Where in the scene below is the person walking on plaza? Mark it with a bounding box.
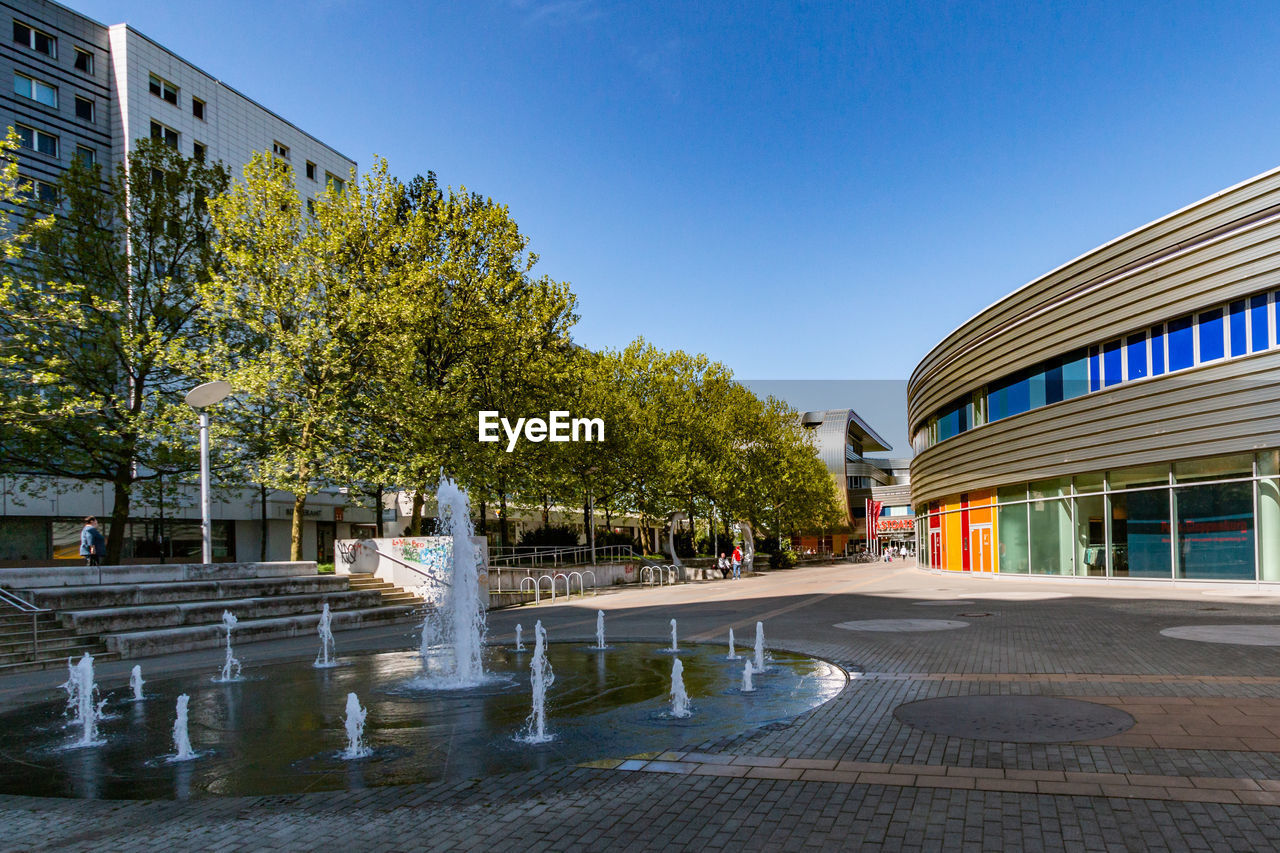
[80,516,105,567]
[718,552,730,579]
[731,545,742,579]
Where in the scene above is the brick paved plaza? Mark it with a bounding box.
[7,560,1280,851]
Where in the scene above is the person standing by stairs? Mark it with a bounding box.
[80,517,106,567]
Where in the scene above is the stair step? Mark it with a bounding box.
[25,575,351,611]
[103,605,422,658]
[59,590,384,635]
[0,648,118,674]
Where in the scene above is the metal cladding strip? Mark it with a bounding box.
[908,169,1280,432]
[910,214,1280,432]
[910,355,1280,504]
[909,166,1280,415]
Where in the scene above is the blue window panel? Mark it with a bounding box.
[1061,349,1088,399]
[1125,333,1148,380]
[1198,307,1224,362]
[1089,346,1101,391]
[1044,363,1063,404]
[1251,294,1269,352]
[1028,369,1046,409]
[988,383,1007,422]
[937,407,959,441]
[1006,375,1030,416]
[1150,324,1165,376]
[1103,339,1122,387]
[1229,300,1247,357]
[1168,315,1194,371]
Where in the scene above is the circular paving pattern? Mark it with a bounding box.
[833,619,969,632]
[893,696,1135,743]
[1159,624,1280,646]
[913,600,975,606]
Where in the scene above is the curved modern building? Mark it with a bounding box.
[909,165,1280,583]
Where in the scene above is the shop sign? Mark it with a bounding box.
[876,517,915,533]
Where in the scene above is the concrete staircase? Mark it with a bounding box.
[0,562,423,669]
[346,574,421,605]
[0,601,115,673]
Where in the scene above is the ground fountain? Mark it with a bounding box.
[170,695,196,762]
[669,657,691,718]
[130,665,145,702]
[514,623,525,652]
[416,476,488,688]
[727,628,739,660]
[214,611,242,683]
[341,693,372,759]
[754,621,767,673]
[669,618,679,653]
[62,653,104,748]
[593,610,606,650]
[518,621,555,743]
[315,602,336,668]
[741,660,755,693]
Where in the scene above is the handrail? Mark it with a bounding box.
[375,550,452,588]
[0,586,50,652]
[487,543,643,567]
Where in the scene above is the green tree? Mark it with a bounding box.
[198,154,408,559]
[0,138,228,564]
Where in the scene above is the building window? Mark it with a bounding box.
[305,160,316,180]
[75,96,95,122]
[74,145,95,167]
[149,73,179,105]
[1229,299,1248,357]
[1251,294,1270,353]
[193,141,206,162]
[150,120,179,149]
[13,21,55,58]
[192,97,205,120]
[15,123,58,157]
[74,48,93,74]
[19,177,58,204]
[1167,315,1194,371]
[325,172,345,193]
[1125,332,1147,381]
[306,198,316,218]
[1198,307,1224,363]
[14,72,57,108]
[272,141,290,160]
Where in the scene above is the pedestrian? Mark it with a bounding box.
[718,552,730,579]
[80,516,105,567]
[731,545,742,579]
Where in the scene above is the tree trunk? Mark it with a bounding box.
[604,501,612,528]
[374,484,384,538]
[409,491,424,536]
[479,501,487,538]
[498,489,510,549]
[105,463,132,565]
[583,491,591,546]
[157,473,166,565]
[290,493,306,561]
[542,494,550,526]
[259,481,268,561]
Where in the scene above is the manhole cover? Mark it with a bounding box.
[834,619,969,633]
[914,600,975,606]
[1200,607,1226,612]
[958,612,993,618]
[1160,624,1280,646]
[894,696,1134,743]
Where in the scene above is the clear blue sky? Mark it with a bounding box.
[76,2,1280,391]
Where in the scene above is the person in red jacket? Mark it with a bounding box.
[731,546,743,579]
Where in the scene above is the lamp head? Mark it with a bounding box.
[185,380,232,408]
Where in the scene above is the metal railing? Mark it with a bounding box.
[488,543,642,567]
[0,586,51,651]
[512,569,599,605]
[641,565,679,586]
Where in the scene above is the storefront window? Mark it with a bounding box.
[1174,454,1252,483]
[1110,490,1171,578]
[1108,464,1169,490]
[997,500,1029,574]
[1074,493,1106,576]
[1175,482,1255,580]
[1029,497,1072,574]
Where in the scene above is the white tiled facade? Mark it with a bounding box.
[0,0,360,565]
[1,0,354,203]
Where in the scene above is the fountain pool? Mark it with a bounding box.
[0,642,844,800]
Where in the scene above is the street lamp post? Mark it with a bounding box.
[184,380,232,565]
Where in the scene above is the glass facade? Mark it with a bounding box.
[912,287,1280,455]
[916,451,1280,583]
